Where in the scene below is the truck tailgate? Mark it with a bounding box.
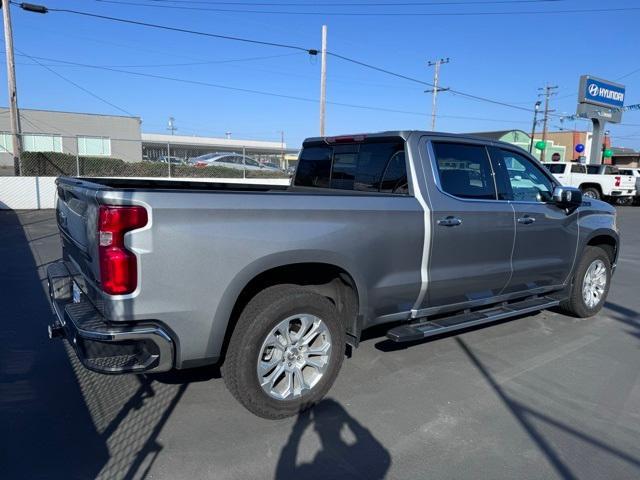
[616,175,636,190]
[56,179,101,284]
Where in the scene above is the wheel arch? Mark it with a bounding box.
[208,252,365,362]
[579,183,603,195]
[585,231,619,266]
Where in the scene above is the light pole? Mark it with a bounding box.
[529,100,542,153]
[2,2,48,175]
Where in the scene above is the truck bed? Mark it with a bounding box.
[58,176,290,193]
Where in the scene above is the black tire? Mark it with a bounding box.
[615,196,634,206]
[223,285,345,419]
[581,187,601,200]
[559,246,611,318]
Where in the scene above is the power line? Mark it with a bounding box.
[29,51,303,68]
[86,0,640,16]
[135,0,568,5]
[18,51,535,124]
[16,3,559,116]
[328,52,535,113]
[15,48,135,116]
[30,4,318,54]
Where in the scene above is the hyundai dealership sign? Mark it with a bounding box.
[578,75,625,109]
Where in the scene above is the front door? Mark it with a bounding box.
[420,139,515,310]
[489,147,579,293]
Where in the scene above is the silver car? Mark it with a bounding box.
[189,152,281,172]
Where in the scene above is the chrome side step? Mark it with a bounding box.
[387,296,560,343]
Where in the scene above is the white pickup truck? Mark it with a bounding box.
[543,162,636,202]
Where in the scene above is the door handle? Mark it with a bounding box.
[437,216,462,227]
[517,216,536,225]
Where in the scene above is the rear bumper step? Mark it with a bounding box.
[47,261,174,374]
[387,296,560,343]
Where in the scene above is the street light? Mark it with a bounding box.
[529,100,542,154]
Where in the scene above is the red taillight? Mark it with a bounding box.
[614,176,621,187]
[98,205,148,295]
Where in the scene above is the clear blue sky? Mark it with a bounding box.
[4,0,640,149]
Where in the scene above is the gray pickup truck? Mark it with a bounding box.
[48,131,619,418]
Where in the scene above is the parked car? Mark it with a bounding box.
[616,168,640,205]
[260,161,285,171]
[157,155,185,165]
[48,131,618,419]
[189,152,281,172]
[543,162,635,202]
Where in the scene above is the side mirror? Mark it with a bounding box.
[552,186,582,209]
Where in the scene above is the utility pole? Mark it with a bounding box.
[280,130,285,169]
[425,58,450,131]
[538,84,558,162]
[529,100,542,153]
[319,24,327,137]
[166,117,176,177]
[2,1,23,175]
[167,116,177,135]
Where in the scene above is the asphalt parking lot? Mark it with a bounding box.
[1,207,639,480]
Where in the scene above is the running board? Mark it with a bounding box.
[387,296,560,343]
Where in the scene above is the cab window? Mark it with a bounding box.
[432,142,497,200]
[294,140,407,194]
[545,163,566,174]
[497,150,555,202]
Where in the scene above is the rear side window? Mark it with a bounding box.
[294,141,407,194]
[295,146,332,188]
[432,142,496,200]
[545,163,566,174]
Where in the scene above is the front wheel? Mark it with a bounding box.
[223,285,345,419]
[559,246,611,318]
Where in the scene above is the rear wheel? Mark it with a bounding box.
[223,285,345,419]
[615,196,634,206]
[559,246,611,318]
[581,187,601,200]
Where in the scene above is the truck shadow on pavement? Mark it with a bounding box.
[456,337,640,480]
[0,210,200,480]
[275,398,391,480]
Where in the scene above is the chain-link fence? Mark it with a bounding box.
[13,150,293,180]
[1,135,298,180]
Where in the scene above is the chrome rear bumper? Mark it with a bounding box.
[47,261,174,374]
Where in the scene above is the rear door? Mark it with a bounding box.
[420,139,515,309]
[544,162,568,184]
[490,147,578,292]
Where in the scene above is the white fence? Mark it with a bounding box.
[0,176,291,210]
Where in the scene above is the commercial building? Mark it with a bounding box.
[468,129,613,164]
[0,108,143,170]
[468,130,566,161]
[0,107,300,175]
[141,133,296,168]
[612,147,640,168]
